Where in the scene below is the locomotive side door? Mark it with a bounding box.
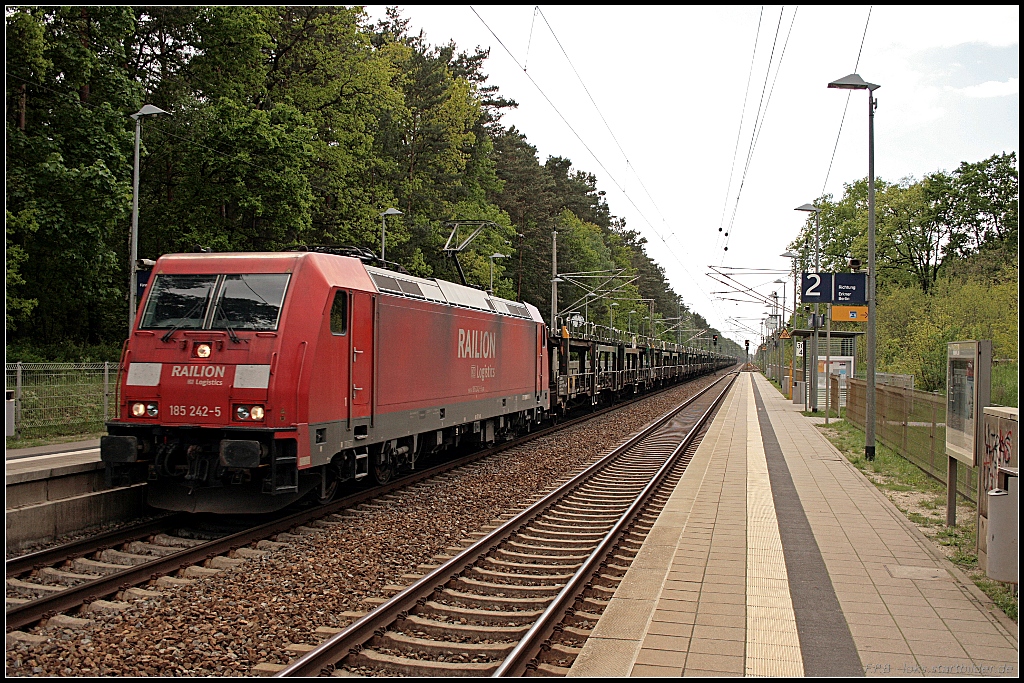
[350,291,374,420]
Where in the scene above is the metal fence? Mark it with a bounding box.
[5,362,118,438]
[846,378,976,503]
[877,373,915,390]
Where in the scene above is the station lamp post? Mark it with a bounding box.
[129,104,170,334]
[489,253,507,294]
[781,251,799,398]
[379,207,403,262]
[796,203,821,412]
[829,72,880,461]
[773,278,788,393]
[609,301,619,331]
[628,309,636,334]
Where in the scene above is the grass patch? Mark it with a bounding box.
[799,408,841,419]
[815,418,1017,623]
[991,360,1018,408]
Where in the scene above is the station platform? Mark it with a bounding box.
[5,439,146,555]
[6,438,102,475]
[569,372,1018,677]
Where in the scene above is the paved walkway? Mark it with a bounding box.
[569,372,1017,677]
[6,438,102,460]
[6,440,102,484]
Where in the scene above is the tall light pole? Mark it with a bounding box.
[550,230,558,330]
[771,292,780,382]
[628,309,636,335]
[796,203,821,411]
[128,104,170,334]
[773,279,787,391]
[489,253,507,294]
[610,301,619,331]
[379,207,403,262]
[781,251,799,398]
[829,72,880,460]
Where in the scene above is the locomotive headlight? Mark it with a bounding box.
[132,402,147,417]
[249,405,265,421]
[146,402,159,417]
[235,405,250,421]
[196,343,212,358]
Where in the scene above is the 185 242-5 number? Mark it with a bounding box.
[169,405,222,417]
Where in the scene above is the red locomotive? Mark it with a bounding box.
[103,251,732,513]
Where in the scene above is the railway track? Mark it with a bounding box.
[277,371,737,677]
[6,371,732,635]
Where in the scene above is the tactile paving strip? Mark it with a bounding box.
[744,375,803,676]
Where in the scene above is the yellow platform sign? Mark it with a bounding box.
[832,305,869,322]
[779,329,791,339]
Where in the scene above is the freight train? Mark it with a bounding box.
[102,251,734,513]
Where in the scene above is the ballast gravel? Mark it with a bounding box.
[6,374,726,677]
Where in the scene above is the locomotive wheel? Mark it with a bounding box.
[371,448,394,485]
[316,463,340,505]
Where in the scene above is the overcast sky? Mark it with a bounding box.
[364,5,1019,344]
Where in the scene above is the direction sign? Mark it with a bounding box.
[801,272,867,304]
[832,305,868,321]
[834,272,867,304]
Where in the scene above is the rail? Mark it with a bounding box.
[276,371,736,676]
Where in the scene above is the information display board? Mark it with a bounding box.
[801,272,867,304]
[946,341,991,466]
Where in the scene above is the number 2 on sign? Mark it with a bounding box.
[806,273,821,297]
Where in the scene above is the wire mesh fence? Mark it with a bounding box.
[5,362,119,439]
[846,378,977,503]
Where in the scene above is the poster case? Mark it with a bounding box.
[946,341,991,466]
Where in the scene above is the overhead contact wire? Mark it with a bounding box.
[722,5,799,256]
[471,5,720,321]
[715,6,764,255]
[820,6,873,195]
[719,6,789,262]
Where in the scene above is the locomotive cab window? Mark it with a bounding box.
[211,274,290,330]
[142,273,290,331]
[141,275,218,329]
[330,290,348,335]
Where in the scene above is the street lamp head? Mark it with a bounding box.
[132,104,170,120]
[827,73,880,91]
[491,253,508,259]
[780,251,797,259]
[380,207,403,217]
[794,203,819,213]
[611,302,619,307]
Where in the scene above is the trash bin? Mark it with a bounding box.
[986,468,1018,584]
[792,381,805,405]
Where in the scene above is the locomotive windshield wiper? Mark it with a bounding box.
[160,299,207,342]
[213,300,242,344]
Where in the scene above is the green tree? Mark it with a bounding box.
[944,152,1019,258]
[6,7,139,345]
